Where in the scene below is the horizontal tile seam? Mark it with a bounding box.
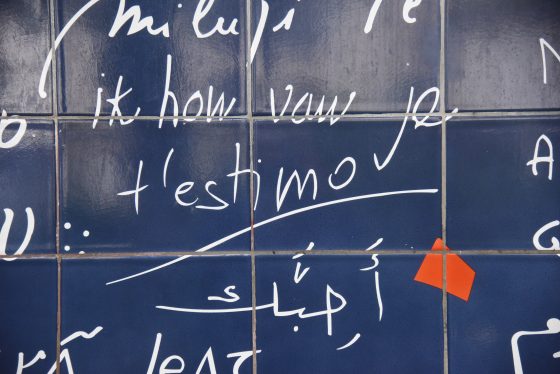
[5,111,560,122]
[4,249,560,259]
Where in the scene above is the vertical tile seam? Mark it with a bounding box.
[47,0,61,372]
[439,0,449,373]
[244,0,257,373]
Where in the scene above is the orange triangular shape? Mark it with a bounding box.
[447,254,476,301]
[414,238,476,301]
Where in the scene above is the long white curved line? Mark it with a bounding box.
[106,188,438,285]
[39,0,101,98]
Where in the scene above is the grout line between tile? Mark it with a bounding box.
[8,110,560,122]
[244,0,258,373]
[3,249,560,260]
[47,0,61,373]
[440,1,449,373]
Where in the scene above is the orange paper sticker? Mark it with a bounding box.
[414,238,476,302]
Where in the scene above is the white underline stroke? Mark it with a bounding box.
[61,326,103,346]
[336,333,361,350]
[157,303,275,314]
[106,188,438,285]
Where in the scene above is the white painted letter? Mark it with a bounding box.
[159,55,178,128]
[364,0,383,34]
[540,38,560,84]
[0,208,34,261]
[109,0,169,38]
[175,181,198,207]
[328,157,356,190]
[533,220,560,250]
[276,168,318,211]
[16,350,46,374]
[195,347,217,374]
[0,111,27,149]
[527,134,554,180]
[403,0,422,23]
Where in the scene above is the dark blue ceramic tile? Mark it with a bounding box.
[447,117,560,250]
[60,120,250,252]
[0,121,55,257]
[255,254,443,373]
[0,259,57,373]
[252,0,440,115]
[253,119,441,250]
[56,0,246,116]
[446,0,560,111]
[0,0,52,115]
[61,256,253,373]
[448,255,560,374]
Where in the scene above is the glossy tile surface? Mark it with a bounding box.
[61,256,252,373]
[446,0,560,111]
[448,255,560,374]
[253,119,441,250]
[0,0,52,114]
[56,0,246,116]
[1,1,559,373]
[0,259,57,373]
[0,121,56,256]
[252,0,440,115]
[447,117,560,250]
[255,255,443,373]
[60,120,250,252]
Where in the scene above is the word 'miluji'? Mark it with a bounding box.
[38,0,303,99]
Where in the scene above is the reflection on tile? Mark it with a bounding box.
[57,0,246,116]
[0,0,52,114]
[0,122,55,256]
[447,0,560,111]
[61,256,252,373]
[252,0,440,115]
[448,255,560,374]
[0,259,57,373]
[253,119,441,250]
[255,254,443,373]
[447,117,560,250]
[60,120,250,252]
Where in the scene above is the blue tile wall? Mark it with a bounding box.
[1,0,559,373]
[448,255,560,374]
[0,0,52,114]
[447,117,560,250]
[0,121,56,255]
[61,256,252,373]
[60,119,251,253]
[252,0,440,115]
[56,0,246,116]
[255,255,443,374]
[253,119,441,251]
[447,0,560,111]
[0,259,57,373]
